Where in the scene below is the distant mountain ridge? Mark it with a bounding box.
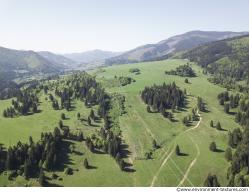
[38,51,76,68]
[105,31,249,65]
[64,49,121,64]
[0,46,67,75]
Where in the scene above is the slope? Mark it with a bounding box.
[105,31,248,65]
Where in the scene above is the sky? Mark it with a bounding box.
[0,0,248,53]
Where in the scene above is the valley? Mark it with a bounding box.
[0,59,240,186]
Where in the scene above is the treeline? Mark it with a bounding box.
[165,64,196,77]
[3,91,39,118]
[227,126,249,186]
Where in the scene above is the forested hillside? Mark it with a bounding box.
[182,35,249,89]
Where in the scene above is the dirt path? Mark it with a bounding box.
[150,146,175,187]
[177,136,200,187]
[150,110,202,187]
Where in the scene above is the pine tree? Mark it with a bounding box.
[147,105,151,113]
[24,159,31,179]
[90,109,95,120]
[152,139,158,149]
[59,120,63,129]
[209,142,217,152]
[39,169,46,186]
[224,103,230,114]
[87,116,92,126]
[225,147,232,161]
[84,158,89,169]
[210,120,214,128]
[61,113,66,120]
[175,145,180,156]
[204,174,220,187]
[216,122,222,130]
[77,112,81,120]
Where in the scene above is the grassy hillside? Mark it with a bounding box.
[0,59,240,186]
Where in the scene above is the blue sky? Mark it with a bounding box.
[0,0,248,53]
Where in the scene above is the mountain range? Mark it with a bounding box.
[64,49,121,64]
[0,47,67,74]
[0,30,248,78]
[105,31,248,65]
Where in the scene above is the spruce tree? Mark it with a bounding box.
[84,158,89,169]
[209,142,217,152]
[175,145,180,156]
[216,122,222,130]
[225,147,232,161]
[39,169,46,187]
[210,120,214,128]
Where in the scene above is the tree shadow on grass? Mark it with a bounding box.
[46,182,63,187]
[214,148,225,153]
[119,144,136,173]
[93,149,105,154]
[217,128,228,132]
[228,111,236,116]
[178,152,189,156]
[123,162,136,173]
[88,165,97,169]
[170,118,179,123]
[56,140,74,171]
[120,144,131,158]
[73,150,84,156]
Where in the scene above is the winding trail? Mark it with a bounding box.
[150,110,202,187]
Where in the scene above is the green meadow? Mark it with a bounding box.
[0,59,239,186]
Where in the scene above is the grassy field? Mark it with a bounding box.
[0,59,240,186]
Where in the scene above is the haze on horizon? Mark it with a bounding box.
[0,0,248,53]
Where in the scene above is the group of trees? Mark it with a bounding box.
[141,82,185,116]
[129,68,140,75]
[3,91,39,118]
[203,174,220,187]
[56,73,128,171]
[182,108,199,126]
[48,94,60,110]
[197,97,206,112]
[114,76,135,87]
[85,128,125,171]
[228,128,242,148]
[165,64,196,77]
[210,120,222,130]
[0,78,20,100]
[234,97,249,127]
[0,128,63,182]
[227,127,249,186]
[217,91,240,114]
